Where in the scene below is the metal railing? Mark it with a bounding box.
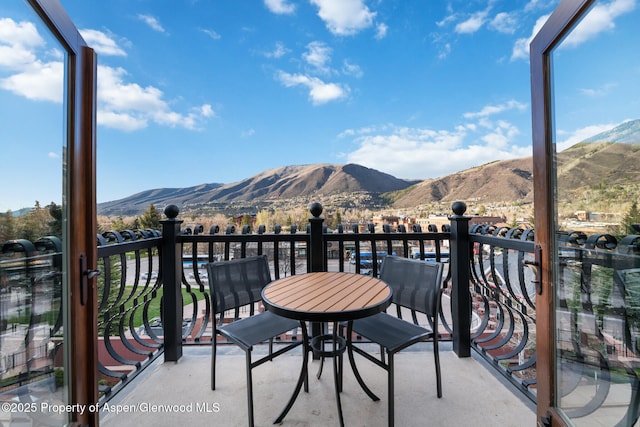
[2,202,533,408]
[6,201,640,423]
[177,218,453,346]
[0,202,499,406]
[95,229,164,400]
[0,237,62,391]
[468,224,537,402]
[554,231,640,426]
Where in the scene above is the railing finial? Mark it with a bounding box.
[164,204,180,219]
[309,202,323,218]
[451,201,467,216]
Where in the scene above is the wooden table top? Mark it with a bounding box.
[262,271,392,322]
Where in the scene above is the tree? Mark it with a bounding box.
[0,210,15,241]
[619,201,640,236]
[47,202,63,238]
[330,210,342,229]
[139,204,161,230]
[240,214,252,228]
[109,217,131,231]
[255,209,275,231]
[15,201,52,241]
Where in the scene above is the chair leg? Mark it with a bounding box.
[316,322,327,380]
[317,342,325,379]
[388,352,395,427]
[434,340,442,398]
[303,322,310,393]
[346,322,379,401]
[245,350,255,427]
[338,352,343,392]
[211,334,217,390]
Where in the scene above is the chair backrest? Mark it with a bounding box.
[379,255,444,318]
[206,255,272,321]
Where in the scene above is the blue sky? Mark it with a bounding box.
[1,0,639,210]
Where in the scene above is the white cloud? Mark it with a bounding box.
[0,59,63,103]
[555,123,617,151]
[137,14,165,33]
[480,120,521,149]
[264,41,289,58]
[0,18,44,69]
[276,71,348,105]
[98,66,165,111]
[455,10,489,34]
[375,23,388,39]
[241,128,256,138]
[263,42,291,59]
[437,13,458,28]
[463,100,528,119]
[199,104,215,117]
[512,0,636,61]
[0,18,43,48]
[97,65,214,131]
[438,42,452,60]
[0,16,214,132]
[80,29,127,56]
[579,82,617,96]
[310,0,376,36]
[201,28,221,40]
[342,99,531,179]
[511,14,549,61]
[342,60,363,78]
[344,124,531,179]
[525,0,556,13]
[0,44,37,69]
[99,110,147,132]
[489,12,518,34]
[303,41,332,72]
[562,0,636,47]
[264,0,296,15]
[0,18,63,101]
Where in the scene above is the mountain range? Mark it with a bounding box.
[98,119,640,217]
[97,164,419,216]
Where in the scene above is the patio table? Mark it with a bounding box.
[261,271,392,426]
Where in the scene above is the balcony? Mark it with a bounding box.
[99,343,535,426]
[2,201,640,426]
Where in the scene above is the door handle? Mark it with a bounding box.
[80,253,101,306]
[524,243,543,295]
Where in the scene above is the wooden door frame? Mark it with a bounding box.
[25,1,98,425]
[530,0,595,425]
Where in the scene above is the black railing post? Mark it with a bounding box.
[308,202,325,355]
[160,204,183,362]
[449,201,471,357]
[309,202,325,273]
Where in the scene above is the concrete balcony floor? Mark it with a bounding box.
[101,342,535,427]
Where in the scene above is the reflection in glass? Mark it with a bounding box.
[0,2,67,425]
[551,2,640,425]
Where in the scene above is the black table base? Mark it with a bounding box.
[274,321,374,427]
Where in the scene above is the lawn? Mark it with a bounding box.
[101,285,207,332]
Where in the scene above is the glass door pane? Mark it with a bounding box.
[550,2,640,425]
[0,2,68,425]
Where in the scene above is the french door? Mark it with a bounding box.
[0,1,97,425]
[532,0,640,426]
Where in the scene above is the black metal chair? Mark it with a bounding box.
[347,255,445,427]
[207,255,303,427]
